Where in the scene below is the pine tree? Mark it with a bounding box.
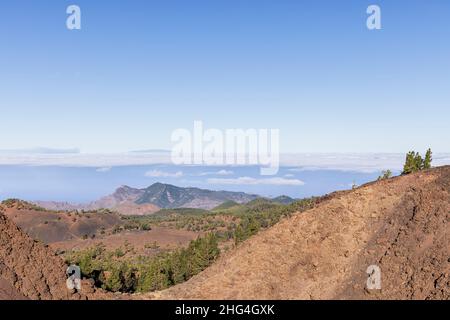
[423,148,432,169]
[413,152,423,171]
[402,151,416,175]
[402,149,433,175]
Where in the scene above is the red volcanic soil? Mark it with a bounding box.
[50,226,200,255]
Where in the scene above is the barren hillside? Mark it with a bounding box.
[0,200,126,244]
[0,208,111,300]
[152,167,450,300]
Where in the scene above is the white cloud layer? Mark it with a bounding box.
[0,152,449,173]
[207,176,305,186]
[145,170,183,178]
[281,153,450,173]
[199,169,234,176]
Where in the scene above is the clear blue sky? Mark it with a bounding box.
[1,0,449,153]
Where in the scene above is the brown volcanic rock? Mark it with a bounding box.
[154,167,450,300]
[0,278,27,300]
[0,209,113,300]
[0,210,72,299]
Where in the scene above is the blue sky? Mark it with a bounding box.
[0,0,449,153]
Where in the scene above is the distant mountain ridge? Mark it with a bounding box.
[90,185,145,209]
[34,183,262,213]
[135,183,258,209]
[271,195,296,205]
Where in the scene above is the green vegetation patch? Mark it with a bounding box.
[65,233,220,293]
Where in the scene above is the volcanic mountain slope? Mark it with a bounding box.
[0,209,111,300]
[154,166,450,300]
[1,200,123,244]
